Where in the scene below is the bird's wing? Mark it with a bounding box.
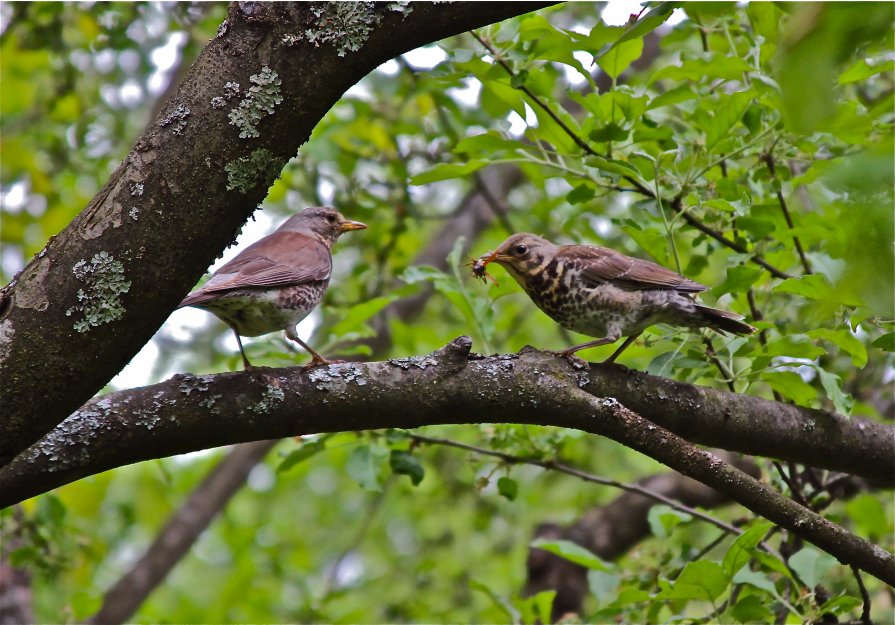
[181,232,331,305]
[567,245,707,293]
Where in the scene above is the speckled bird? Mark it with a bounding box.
[475,233,754,361]
[178,206,366,369]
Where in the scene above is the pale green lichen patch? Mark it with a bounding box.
[228,67,282,139]
[304,1,411,55]
[225,148,282,194]
[65,252,131,333]
[249,384,285,413]
[159,103,191,134]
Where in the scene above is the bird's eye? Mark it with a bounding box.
[326,213,337,223]
[514,244,528,255]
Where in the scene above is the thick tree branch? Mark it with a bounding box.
[0,339,891,584]
[0,1,554,467]
[2,342,890,502]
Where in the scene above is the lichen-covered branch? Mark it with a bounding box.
[0,1,555,467]
[0,339,892,584]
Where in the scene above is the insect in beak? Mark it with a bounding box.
[467,252,499,286]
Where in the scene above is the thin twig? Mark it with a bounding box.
[703,336,737,392]
[410,434,744,542]
[772,461,810,507]
[671,196,792,279]
[850,565,872,625]
[761,151,813,275]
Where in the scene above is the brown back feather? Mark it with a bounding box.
[179,232,332,308]
[562,245,706,293]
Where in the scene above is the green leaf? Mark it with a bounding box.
[845,494,888,541]
[469,579,520,622]
[588,569,621,605]
[650,55,753,84]
[658,561,730,601]
[613,3,676,45]
[596,36,643,80]
[347,443,386,492]
[838,57,895,85]
[723,522,773,576]
[531,538,613,571]
[872,332,895,352]
[497,476,518,501]
[454,131,522,155]
[789,547,836,589]
[589,122,629,143]
[817,368,853,415]
[567,183,596,205]
[807,328,868,368]
[731,594,774,624]
[774,274,861,307]
[517,589,556,625]
[762,371,818,406]
[818,594,864,616]
[587,155,642,179]
[704,91,753,152]
[732,568,777,594]
[608,587,651,607]
[389,450,424,486]
[647,504,693,538]
[736,216,776,239]
[409,160,488,185]
[329,294,399,337]
[714,265,763,295]
[278,436,328,474]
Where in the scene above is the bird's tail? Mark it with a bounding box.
[697,305,756,335]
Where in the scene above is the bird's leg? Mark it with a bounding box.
[557,337,614,357]
[285,326,337,369]
[603,333,641,364]
[227,323,253,370]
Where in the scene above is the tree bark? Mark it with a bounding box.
[0,1,554,467]
[1,338,892,585]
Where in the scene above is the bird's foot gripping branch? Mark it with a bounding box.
[1,337,893,584]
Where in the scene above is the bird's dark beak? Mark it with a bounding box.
[477,250,499,267]
[339,220,367,232]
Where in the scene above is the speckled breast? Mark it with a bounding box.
[198,281,327,337]
[520,263,647,338]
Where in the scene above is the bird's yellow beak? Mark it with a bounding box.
[339,219,367,232]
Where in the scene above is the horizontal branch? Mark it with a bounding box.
[1,338,892,584]
[2,339,890,505]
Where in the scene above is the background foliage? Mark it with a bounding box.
[1,2,892,623]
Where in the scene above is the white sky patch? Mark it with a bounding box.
[601,1,687,27]
[447,76,481,107]
[147,31,186,95]
[109,340,159,390]
[119,80,144,108]
[507,110,527,136]
[402,45,447,69]
[378,58,400,75]
[1,181,27,213]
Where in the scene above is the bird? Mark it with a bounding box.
[178,206,366,369]
[473,233,755,362]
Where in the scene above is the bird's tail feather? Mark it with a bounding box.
[697,305,756,335]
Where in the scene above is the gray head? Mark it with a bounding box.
[278,206,367,244]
